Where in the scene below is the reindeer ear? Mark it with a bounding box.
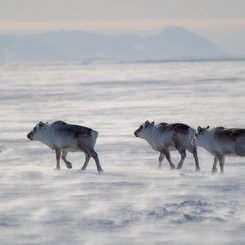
[145,120,150,127]
[206,126,210,129]
[152,121,155,125]
[197,126,202,134]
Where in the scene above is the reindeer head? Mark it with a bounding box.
[27,121,47,141]
[192,126,210,146]
[134,120,155,138]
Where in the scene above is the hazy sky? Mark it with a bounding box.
[0,0,244,55]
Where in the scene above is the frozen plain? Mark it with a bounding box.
[0,60,245,244]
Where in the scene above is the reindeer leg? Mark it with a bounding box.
[212,156,218,174]
[81,152,91,171]
[218,155,225,174]
[61,150,72,169]
[55,148,61,170]
[188,146,200,171]
[89,149,103,173]
[163,149,175,169]
[80,143,103,173]
[158,152,165,169]
[192,147,200,171]
[176,149,186,169]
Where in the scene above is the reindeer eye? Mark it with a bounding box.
[140,125,143,130]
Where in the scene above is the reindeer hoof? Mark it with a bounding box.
[66,162,72,169]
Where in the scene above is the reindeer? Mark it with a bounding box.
[134,121,200,171]
[27,121,103,172]
[193,126,245,173]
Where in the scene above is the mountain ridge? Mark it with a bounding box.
[0,26,227,61]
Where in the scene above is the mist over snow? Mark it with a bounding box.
[0,26,227,62]
[0,60,245,244]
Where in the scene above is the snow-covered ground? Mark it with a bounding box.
[0,60,245,244]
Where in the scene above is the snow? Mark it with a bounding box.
[0,60,245,244]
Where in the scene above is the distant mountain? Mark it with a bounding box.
[0,27,227,61]
[141,27,225,60]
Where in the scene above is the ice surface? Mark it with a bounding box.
[0,60,245,244]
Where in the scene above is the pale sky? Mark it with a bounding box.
[0,0,244,55]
